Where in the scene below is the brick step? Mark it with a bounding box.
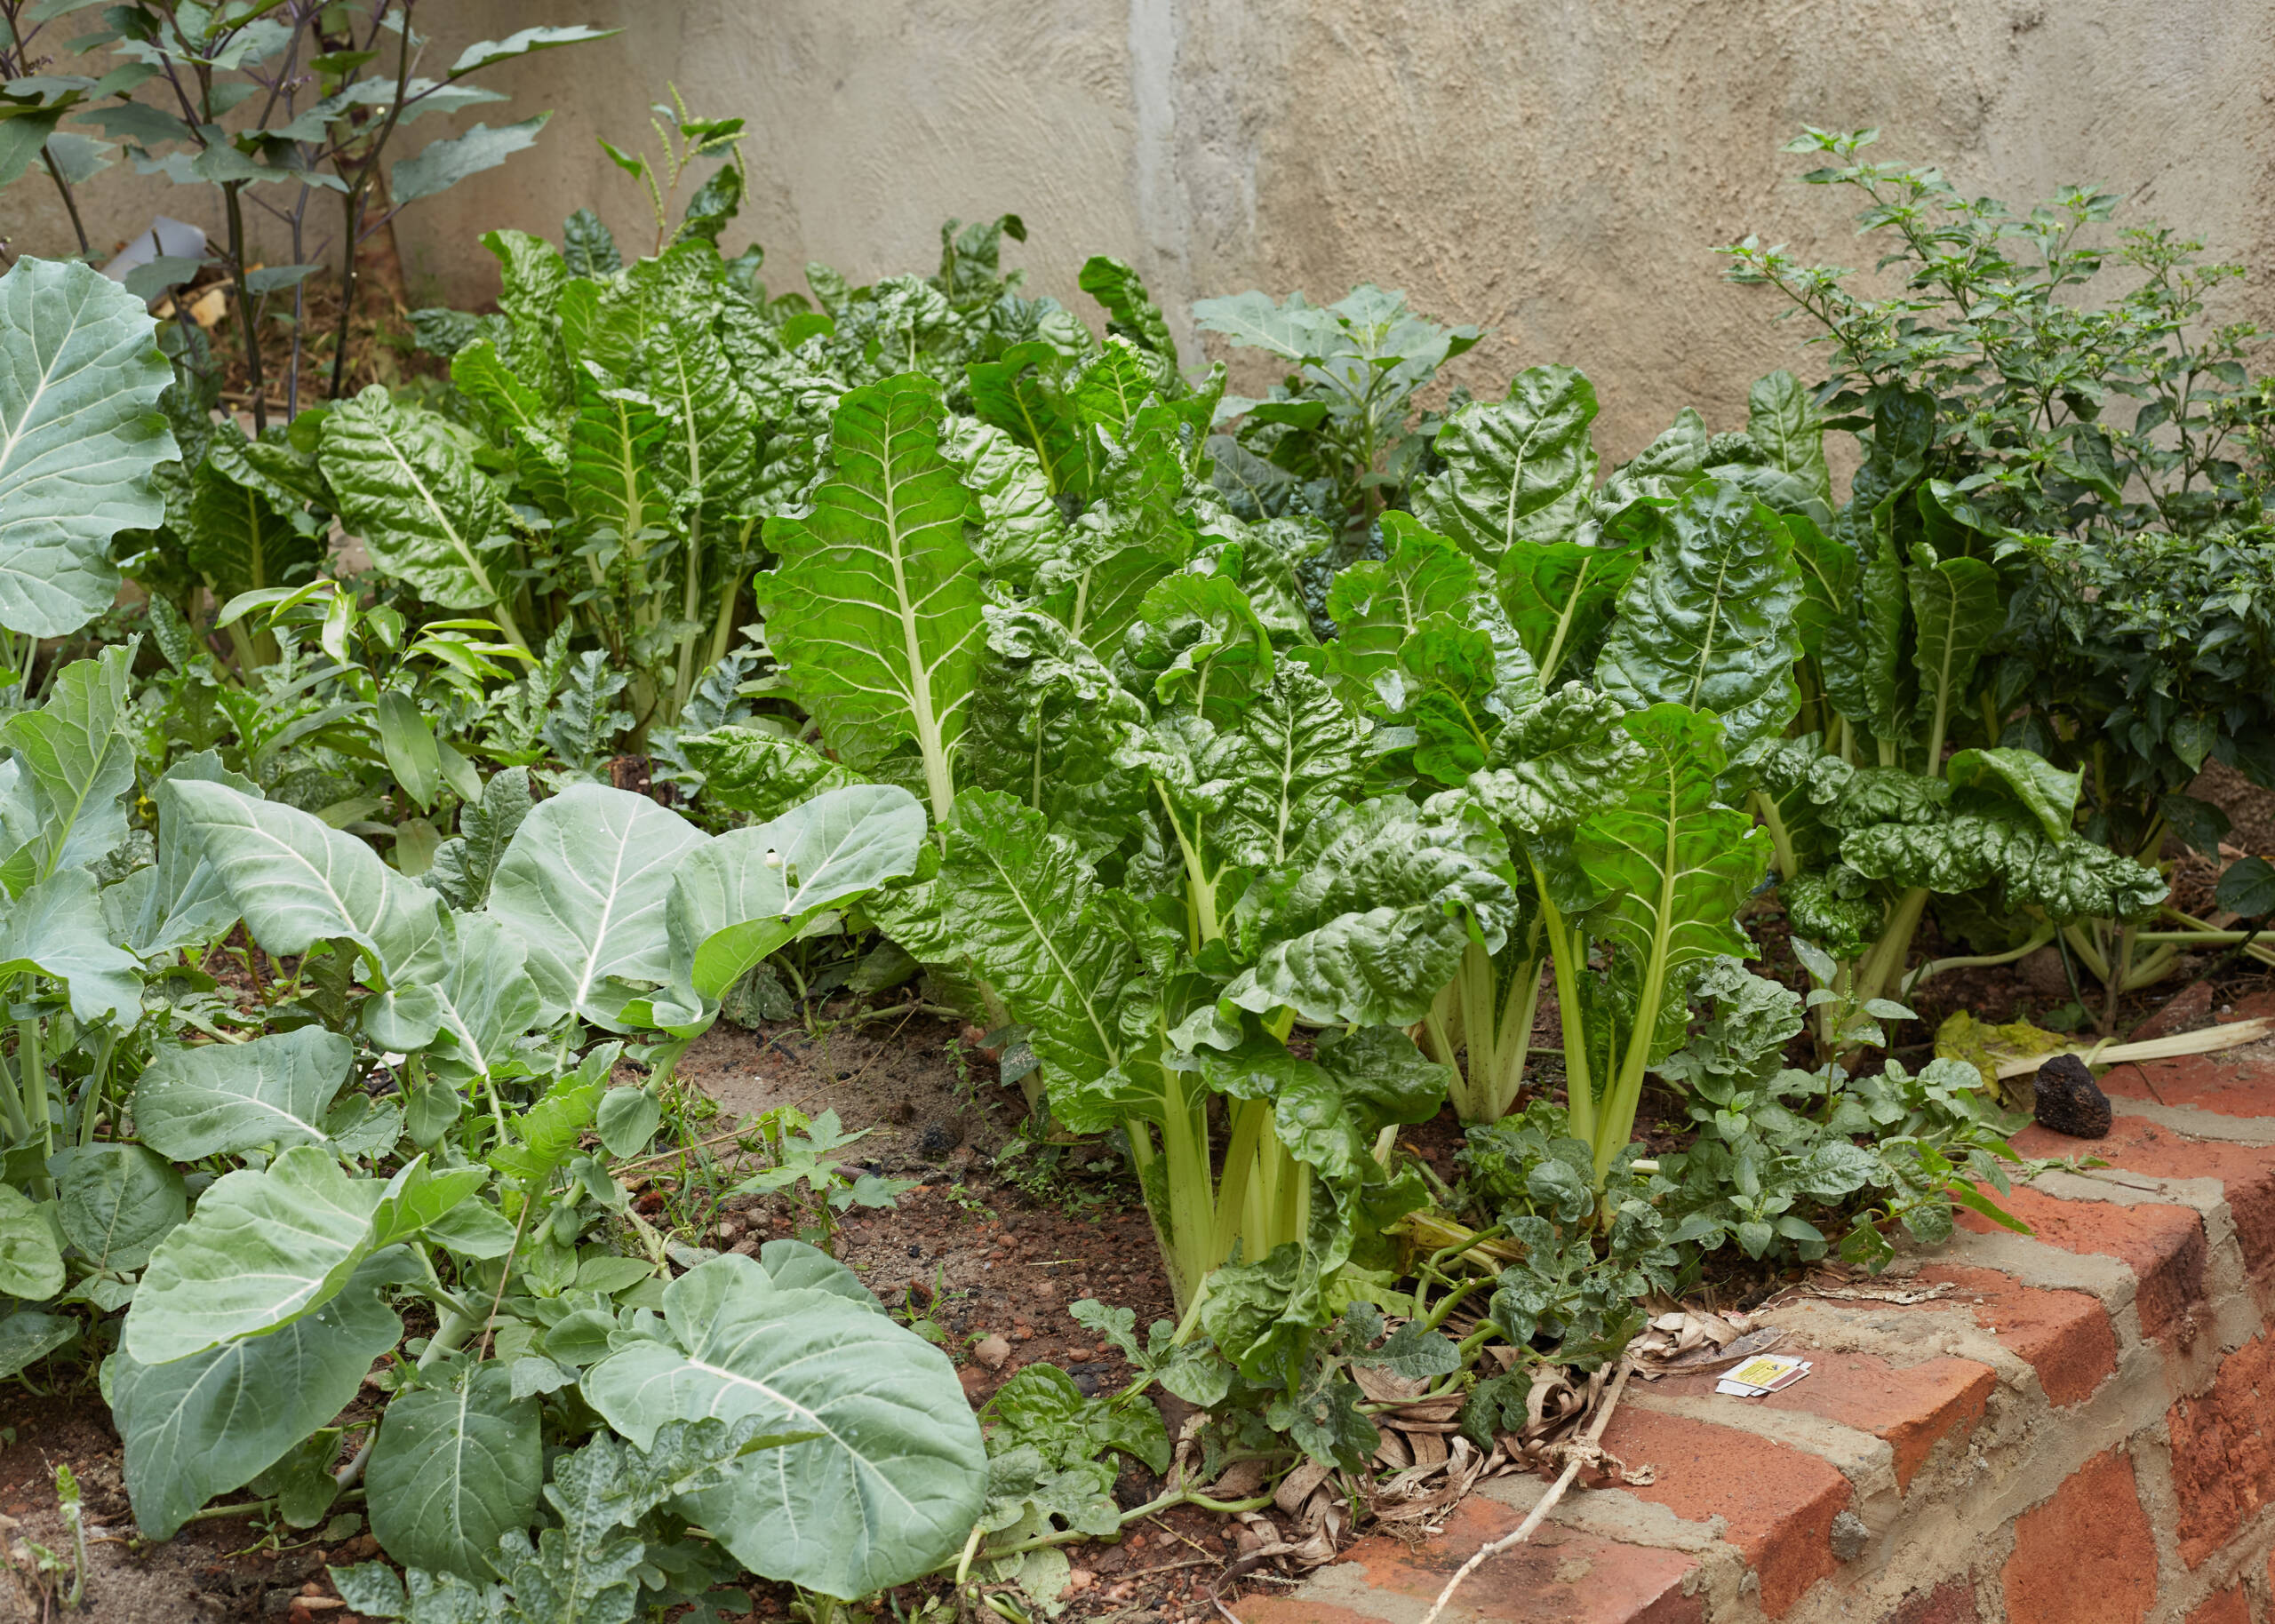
[1237,1034,2275,1622]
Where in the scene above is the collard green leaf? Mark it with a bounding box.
[319,387,515,613]
[0,257,177,636]
[755,375,984,817]
[411,912,547,1083]
[0,868,140,1024]
[124,1144,388,1364]
[132,1028,355,1160]
[1594,481,1802,759]
[1,641,135,882]
[368,1360,542,1581]
[115,1255,401,1541]
[168,778,442,972]
[486,784,706,1029]
[1413,364,1600,561]
[55,1142,184,1274]
[579,1250,986,1599]
[0,1183,63,1301]
[665,784,928,1009]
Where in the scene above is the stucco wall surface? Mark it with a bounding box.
[11,1,2273,457]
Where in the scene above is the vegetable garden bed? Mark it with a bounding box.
[1,14,2274,1617]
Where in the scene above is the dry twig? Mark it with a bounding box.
[1417,1357,1637,1624]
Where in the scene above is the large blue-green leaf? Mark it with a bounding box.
[485,784,705,1030]
[124,1144,390,1364]
[579,1248,985,1599]
[0,258,177,635]
[664,784,928,1016]
[114,1254,402,1540]
[132,1028,355,1161]
[367,1360,541,1580]
[0,641,135,883]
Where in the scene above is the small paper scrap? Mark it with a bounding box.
[1716,1354,1813,1397]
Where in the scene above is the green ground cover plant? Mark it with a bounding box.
[0,101,2267,1619]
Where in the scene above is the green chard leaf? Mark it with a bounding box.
[1414,364,1600,562]
[756,375,985,819]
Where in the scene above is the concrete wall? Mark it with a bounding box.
[12,1,2273,458]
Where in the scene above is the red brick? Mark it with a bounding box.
[2000,1449,2158,1624]
[2184,1587,2250,1624]
[2103,1048,2275,1118]
[1227,1601,1385,1624]
[1596,1407,1848,1617]
[1313,1496,1702,1622]
[1651,1350,1992,1491]
[2012,1114,2275,1274]
[1228,1602,1387,1624]
[2169,1330,2275,1566]
[1888,1578,1979,1624]
[1955,1185,2207,1340]
[1915,1262,2118,1405]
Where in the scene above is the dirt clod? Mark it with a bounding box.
[975,1333,1012,1370]
[2034,1053,2113,1138]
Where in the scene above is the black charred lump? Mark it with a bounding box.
[2032,1053,2111,1139]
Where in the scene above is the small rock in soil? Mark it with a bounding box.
[974,1333,1011,1370]
[2033,1053,2112,1138]
[918,1118,964,1158]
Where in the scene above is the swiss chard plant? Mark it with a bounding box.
[703,358,1510,1405]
